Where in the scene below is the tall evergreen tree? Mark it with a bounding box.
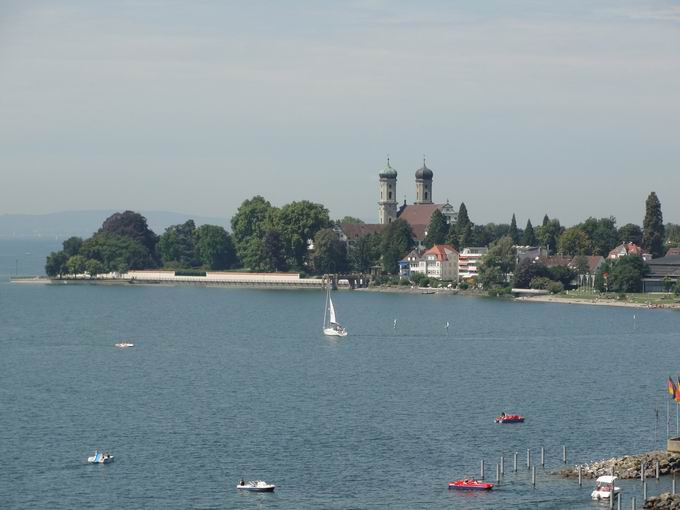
[509,214,519,244]
[523,219,537,246]
[457,202,471,231]
[446,202,471,248]
[642,191,665,258]
[542,214,550,227]
[424,209,448,247]
[451,202,472,248]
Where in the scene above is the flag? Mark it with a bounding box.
[669,377,676,396]
[676,378,680,402]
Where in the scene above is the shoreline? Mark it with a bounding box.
[516,294,680,310]
[9,276,680,310]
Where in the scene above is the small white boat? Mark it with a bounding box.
[591,475,620,500]
[87,450,114,464]
[322,285,348,337]
[114,342,134,348]
[236,480,276,492]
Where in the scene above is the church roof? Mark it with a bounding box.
[379,158,397,178]
[397,203,444,227]
[338,223,386,240]
[415,160,433,180]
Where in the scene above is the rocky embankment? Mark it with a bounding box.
[644,493,680,509]
[555,451,680,479]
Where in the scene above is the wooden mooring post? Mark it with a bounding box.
[481,459,485,480]
[527,449,531,469]
[641,462,646,483]
[500,455,504,476]
[643,480,647,500]
[531,466,536,487]
[495,463,500,483]
[578,466,582,486]
[540,447,545,467]
[513,452,518,472]
[563,445,567,464]
[673,474,676,495]
[655,460,660,480]
[631,496,636,510]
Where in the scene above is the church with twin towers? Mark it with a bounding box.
[377,158,457,233]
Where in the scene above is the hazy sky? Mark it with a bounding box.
[1,0,679,227]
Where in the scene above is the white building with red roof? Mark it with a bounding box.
[402,244,459,280]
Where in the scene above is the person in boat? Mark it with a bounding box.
[500,412,506,417]
[240,479,245,486]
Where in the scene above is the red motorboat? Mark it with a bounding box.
[448,479,494,490]
[495,413,524,424]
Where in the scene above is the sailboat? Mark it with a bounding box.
[323,285,348,337]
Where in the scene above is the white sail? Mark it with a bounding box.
[328,294,337,324]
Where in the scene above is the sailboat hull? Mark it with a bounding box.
[323,327,347,337]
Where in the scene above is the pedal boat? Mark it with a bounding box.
[87,451,114,464]
[495,414,524,424]
[448,479,494,490]
[236,480,276,492]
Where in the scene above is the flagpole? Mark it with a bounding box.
[668,399,671,439]
[676,401,678,436]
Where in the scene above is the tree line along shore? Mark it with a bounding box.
[43,192,680,300]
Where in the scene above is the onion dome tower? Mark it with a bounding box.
[378,157,398,224]
[415,158,433,204]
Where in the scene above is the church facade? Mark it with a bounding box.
[377,158,457,231]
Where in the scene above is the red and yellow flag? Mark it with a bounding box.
[669,377,676,396]
[676,378,680,402]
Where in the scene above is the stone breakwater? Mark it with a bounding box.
[644,493,680,509]
[555,451,680,480]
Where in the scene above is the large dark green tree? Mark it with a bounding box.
[80,232,154,273]
[258,228,288,272]
[312,228,348,274]
[557,227,592,256]
[380,219,414,274]
[513,259,549,288]
[195,224,236,270]
[99,211,158,262]
[275,200,331,269]
[231,195,276,268]
[425,209,448,247]
[158,220,198,268]
[523,219,537,246]
[45,251,68,277]
[62,236,83,257]
[478,235,516,289]
[579,217,618,256]
[595,256,649,293]
[348,233,380,273]
[618,223,643,246]
[642,191,665,258]
[538,219,563,254]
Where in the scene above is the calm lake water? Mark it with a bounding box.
[1,248,679,508]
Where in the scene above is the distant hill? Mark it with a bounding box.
[0,210,229,239]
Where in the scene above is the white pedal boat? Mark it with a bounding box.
[236,480,275,492]
[87,450,114,464]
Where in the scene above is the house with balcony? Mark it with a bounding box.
[458,247,488,280]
